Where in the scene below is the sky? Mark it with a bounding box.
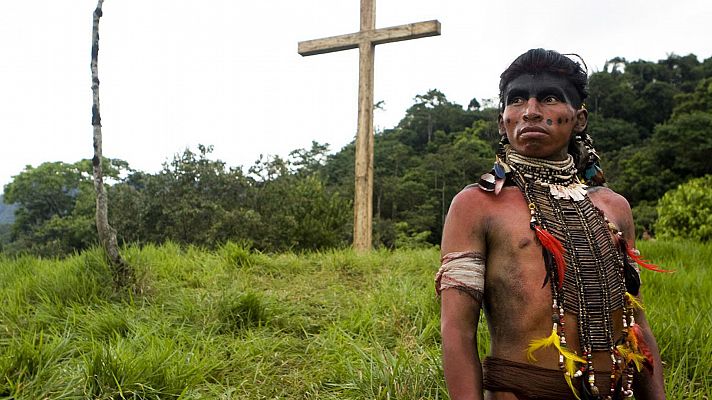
[1,0,711,188]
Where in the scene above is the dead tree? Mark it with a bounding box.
[91,0,132,287]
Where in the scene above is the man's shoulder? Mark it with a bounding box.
[587,186,635,235]
[587,186,631,210]
[452,183,497,206]
[449,183,524,217]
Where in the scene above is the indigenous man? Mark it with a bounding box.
[436,49,666,400]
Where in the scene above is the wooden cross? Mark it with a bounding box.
[298,0,440,251]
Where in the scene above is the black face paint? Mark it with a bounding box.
[506,118,511,123]
[557,117,562,124]
[565,118,569,123]
[503,72,582,108]
[546,119,553,126]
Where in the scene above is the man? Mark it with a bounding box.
[436,49,666,400]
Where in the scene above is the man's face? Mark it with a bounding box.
[499,72,587,160]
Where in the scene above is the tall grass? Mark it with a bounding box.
[0,241,708,399]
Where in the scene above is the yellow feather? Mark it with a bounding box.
[526,327,558,362]
[565,355,578,377]
[625,292,645,310]
[563,350,582,399]
[617,344,645,372]
[564,359,581,400]
[560,346,587,364]
[564,375,581,400]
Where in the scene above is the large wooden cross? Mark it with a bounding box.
[298,0,440,251]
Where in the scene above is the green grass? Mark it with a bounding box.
[0,240,709,399]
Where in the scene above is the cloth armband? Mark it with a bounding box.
[435,251,486,301]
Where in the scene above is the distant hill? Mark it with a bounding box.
[0,195,17,225]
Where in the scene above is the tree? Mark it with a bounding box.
[587,114,641,155]
[2,161,103,256]
[396,89,476,150]
[467,97,481,111]
[656,175,712,241]
[4,162,85,231]
[248,148,351,251]
[91,0,131,286]
[607,111,712,204]
[137,145,252,246]
[672,77,712,118]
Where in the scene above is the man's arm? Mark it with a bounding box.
[632,310,665,399]
[441,289,482,400]
[439,189,487,400]
[615,193,666,399]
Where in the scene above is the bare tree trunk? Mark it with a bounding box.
[91,0,132,287]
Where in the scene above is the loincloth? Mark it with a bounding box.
[483,357,619,400]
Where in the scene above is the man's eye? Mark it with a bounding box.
[509,97,525,105]
[543,95,560,104]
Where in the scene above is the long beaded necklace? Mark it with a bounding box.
[497,147,637,399]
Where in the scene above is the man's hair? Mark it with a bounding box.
[498,49,588,111]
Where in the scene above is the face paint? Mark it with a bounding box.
[503,73,582,108]
[499,72,584,160]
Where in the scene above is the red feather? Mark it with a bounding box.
[534,225,566,288]
[631,324,655,373]
[624,241,674,273]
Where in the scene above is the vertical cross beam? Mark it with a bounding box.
[298,0,440,251]
[354,0,376,252]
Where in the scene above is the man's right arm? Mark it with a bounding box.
[440,188,487,400]
[441,289,482,400]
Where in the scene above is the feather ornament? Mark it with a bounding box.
[564,357,582,400]
[534,225,566,288]
[621,237,674,273]
[631,324,655,372]
[526,326,586,364]
[625,292,645,310]
[559,346,586,365]
[494,177,505,195]
[616,344,645,372]
[526,327,559,362]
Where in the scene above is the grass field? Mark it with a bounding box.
[0,240,709,399]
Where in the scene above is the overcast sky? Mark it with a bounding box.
[1,0,711,188]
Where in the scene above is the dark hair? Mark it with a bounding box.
[499,49,588,111]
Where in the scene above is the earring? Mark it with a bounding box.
[497,135,510,158]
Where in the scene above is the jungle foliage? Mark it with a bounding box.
[655,175,712,242]
[2,53,712,256]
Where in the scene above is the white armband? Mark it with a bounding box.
[435,251,486,301]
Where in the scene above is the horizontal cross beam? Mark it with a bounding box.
[298,20,441,56]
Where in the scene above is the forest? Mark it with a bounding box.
[1,52,711,257]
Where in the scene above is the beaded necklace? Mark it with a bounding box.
[479,146,665,399]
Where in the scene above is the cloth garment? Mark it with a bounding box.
[435,251,485,301]
[483,357,620,400]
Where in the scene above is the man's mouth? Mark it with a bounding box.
[518,126,548,136]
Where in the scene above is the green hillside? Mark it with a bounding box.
[2,53,711,258]
[0,241,709,399]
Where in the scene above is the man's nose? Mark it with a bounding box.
[522,98,543,121]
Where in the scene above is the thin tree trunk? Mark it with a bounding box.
[91,0,132,287]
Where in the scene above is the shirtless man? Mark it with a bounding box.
[437,49,665,400]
